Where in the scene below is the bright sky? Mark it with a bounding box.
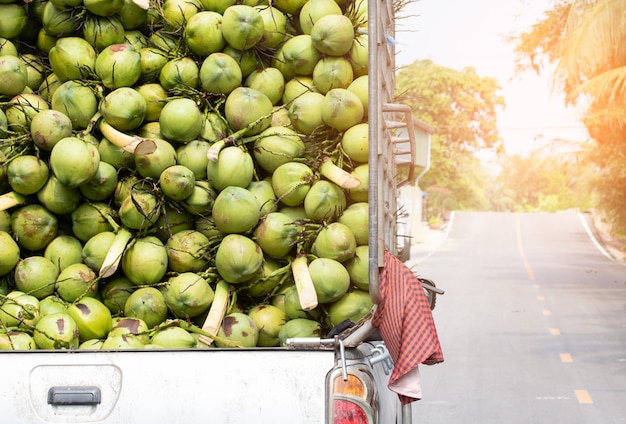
[393,0,590,155]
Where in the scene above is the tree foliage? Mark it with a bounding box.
[511,2,572,87]
[513,0,626,231]
[395,60,504,213]
[512,1,626,109]
[493,143,596,212]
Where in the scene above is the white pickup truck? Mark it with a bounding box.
[0,0,442,422]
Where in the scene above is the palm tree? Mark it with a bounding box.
[513,0,626,230]
[556,0,626,132]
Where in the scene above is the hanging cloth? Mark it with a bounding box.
[371,249,444,405]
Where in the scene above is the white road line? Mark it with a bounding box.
[578,212,616,261]
[535,396,571,400]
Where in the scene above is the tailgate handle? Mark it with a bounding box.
[48,386,101,406]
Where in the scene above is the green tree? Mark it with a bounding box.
[512,0,626,231]
[395,60,504,212]
[495,142,595,212]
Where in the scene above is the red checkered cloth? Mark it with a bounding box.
[371,249,444,404]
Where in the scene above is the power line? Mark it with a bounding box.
[498,125,587,131]
[435,125,586,130]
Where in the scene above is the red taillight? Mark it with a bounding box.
[327,366,375,423]
[333,399,368,424]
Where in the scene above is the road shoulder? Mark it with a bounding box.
[579,211,626,263]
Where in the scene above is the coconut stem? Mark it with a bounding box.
[206,139,225,162]
[199,280,230,346]
[132,0,150,9]
[99,121,157,155]
[165,319,242,348]
[0,191,26,212]
[319,156,361,189]
[291,254,318,311]
[207,108,279,162]
[99,227,133,278]
[83,112,102,136]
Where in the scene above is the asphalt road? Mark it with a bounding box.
[408,211,626,424]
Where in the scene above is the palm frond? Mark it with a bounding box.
[556,0,626,95]
[569,65,626,102]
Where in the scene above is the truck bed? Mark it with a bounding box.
[4,348,334,423]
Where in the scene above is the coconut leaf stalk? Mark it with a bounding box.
[207,106,282,161]
[199,280,230,346]
[99,227,133,278]
[174,319,242,348]
[296,125,362,190]
[290,253,318,311]
[318,156,361,189]
[0,131,33,158]
[0,191,25,212]
[99,121,157,155]
[255,261,293,293]
[132,0,149,9]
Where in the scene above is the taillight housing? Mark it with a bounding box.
[327,364,377,424]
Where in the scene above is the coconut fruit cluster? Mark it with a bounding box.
[0,0,373,350]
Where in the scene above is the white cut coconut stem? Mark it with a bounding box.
[99,227,133,278]
[206,139,226,162]
[132,0,150,9]
[199,280,230,346]
[0,192,26,211]
[99,121,156,155]
[319,156,361,189]
[291,254,318,311]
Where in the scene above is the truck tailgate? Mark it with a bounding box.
[3,349,333,424]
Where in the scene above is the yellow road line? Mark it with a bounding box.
[575,390,593,404]
[515,213,535,280]
[537,295,545,301]
[543,309,552,316]
[550,328,560,335]
[560,353,573,363]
